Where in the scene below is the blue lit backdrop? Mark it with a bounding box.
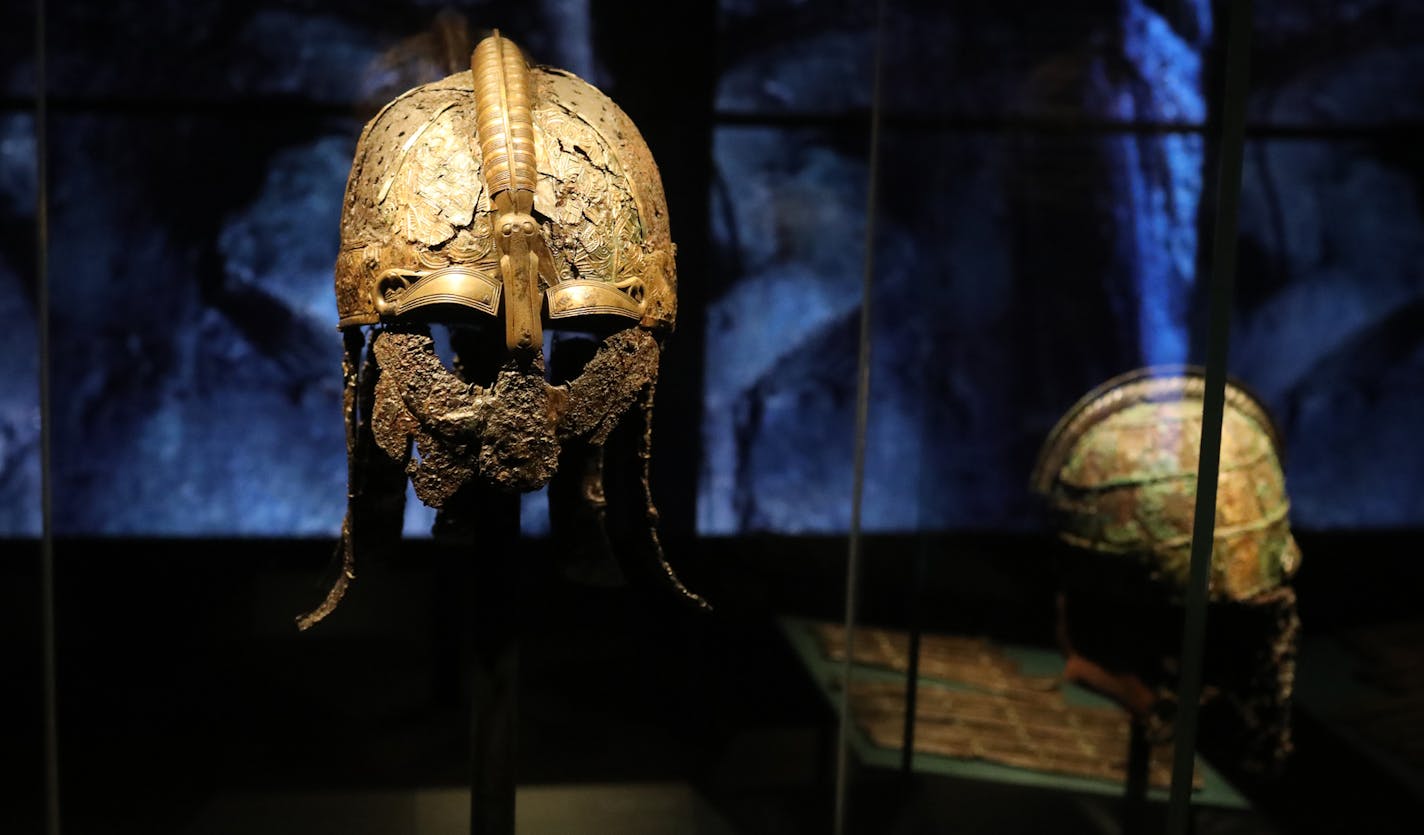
[0,0,1420,536]
[0,114,39,536]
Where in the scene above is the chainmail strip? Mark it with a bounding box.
[848,680,1200,789]
[819,623,1201,789]
[816,623,1059,701]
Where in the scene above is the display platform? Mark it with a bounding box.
[175,782,736,835]
[779,617,1249,809]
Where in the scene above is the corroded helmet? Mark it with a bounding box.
[1030,367,1300,603]
[1031,366,1301,774]
[298,32,703,629]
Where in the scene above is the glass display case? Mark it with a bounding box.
[5,1,1424,833]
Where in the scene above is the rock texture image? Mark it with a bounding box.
[46,117,353,534]
[704,0,1210,533]
[1233,137,1424,527]
[1,0,1420,535]
[0,114,38,536]
[701,0,1424,534]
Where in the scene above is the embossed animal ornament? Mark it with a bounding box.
[298,31,706,629]
[1031,367,1301,773]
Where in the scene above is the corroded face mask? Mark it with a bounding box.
[1031,367,1301,773]
[298,32,705,629]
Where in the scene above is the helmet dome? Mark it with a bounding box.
[1032,367,1299,603]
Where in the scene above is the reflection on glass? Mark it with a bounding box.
[0,113,40,536]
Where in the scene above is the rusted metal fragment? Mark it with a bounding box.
[352,331,413,544]
[295,329,365,630]
[474,358,562,491]
[371,327,483,505]
[558,328,660,444]
[370,327,568,499]
[370,325,664,503]
[297,330,415,630]
[1234,586,1301,774]
[635,383,710,610]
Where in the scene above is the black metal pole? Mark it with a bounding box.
[467,491,520,835]
[899,545,927,777]
[834,2,889,832]
[1122,718,1151,835]
[1166,2,1252,833]
[36,0,60,831]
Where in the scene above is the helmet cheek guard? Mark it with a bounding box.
[1032,367,1301,774]
[298,32,707,631]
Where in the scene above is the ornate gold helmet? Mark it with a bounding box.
[335,32,676,339]
[299,32,704,631]
[1031,367,1299,603]
[1031,367,1302,774]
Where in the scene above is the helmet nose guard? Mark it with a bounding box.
[473,31,553,356]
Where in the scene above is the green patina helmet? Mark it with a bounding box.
[1031,367,1300,603]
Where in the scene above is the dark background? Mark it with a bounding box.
[2,1,1422,833]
